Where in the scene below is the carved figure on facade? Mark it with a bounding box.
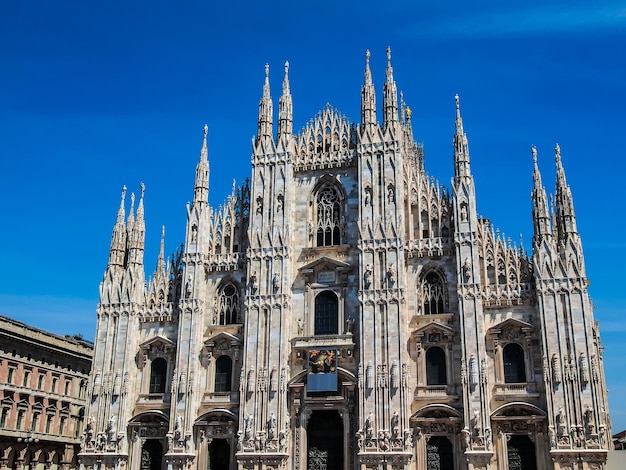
[364,264,373,289]
[345,315,355,333]
[403,429,413,451]
[365,412,374,445]
[386,265,396,287]
[267,413,277,440]
[249,272,258,294]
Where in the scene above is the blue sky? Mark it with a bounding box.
[1,1,625,429]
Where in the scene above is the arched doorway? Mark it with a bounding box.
[426,435,454,470]
[307,410,343,470]
[507,435,537,470]
[208,438,230,470]
[141,439,163,470]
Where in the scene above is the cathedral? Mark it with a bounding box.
[78,49,611,470]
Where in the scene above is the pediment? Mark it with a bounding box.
[299,256,352,285]
[411,321,455,342]
[139,335,176,350]
[204,331,242,348]
[299,256,351,273]
[488,317,533,336]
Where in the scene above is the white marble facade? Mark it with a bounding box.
[79,49,611,470]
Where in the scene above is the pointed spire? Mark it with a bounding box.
[531,146,552,242]
[453,94,471,178]
[361,50,376,130]
[257,63,274,143]
[193,124,210,206]
[127,184,145,267]
[127,191,135,227]
[156,225,165,273]
[554,143,578,240]
[108,185,128,267]
[382,46,398,130]
[278,61,293,138]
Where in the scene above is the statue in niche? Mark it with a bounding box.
[364,264,373,289]
[364,187,372,206]
[386,265,396,287]
[256,196,263,215]
[345,316,355,333]
[463,257,472,282]
[185,275,192,297]
[391,411,400,439]
[250,272,258,294]
[276,194,284,213]
[387,184,395,203]
[272,273,280,293]
[297,318,304,335]
[268,413,277,440]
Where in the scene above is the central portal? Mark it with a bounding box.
[307,410,344,470]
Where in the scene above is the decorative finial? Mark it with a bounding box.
[284,61,289,73]
[532,145,537,163]
[366,49,370,62]
[203,124,208,139]
[406,106,412,121]
[555,143,561,159]
[121,185,127,200]
[265,63,269,78]
[161,225,165,238]
[140,182,145,198]
[455,94,460,110]
[386,46,391,64]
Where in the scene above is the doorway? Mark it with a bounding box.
[141,439,163,470]
[507,435,537,470]
[307,410,343,470]
[208,438,231,470]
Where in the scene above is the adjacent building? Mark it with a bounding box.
[79,49,611,470]
[0,315,93,469]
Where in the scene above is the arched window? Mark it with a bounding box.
[218,283,240,325]
[426,347,447,385]
[422,271,446,314]
[316,186,341,246]
[503,343,526,383]
[149,358,167,394]
[214,356,233,392]
[314,291,338,335]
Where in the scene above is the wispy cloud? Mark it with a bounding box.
[407,4,626,37]
[0,294,96,341]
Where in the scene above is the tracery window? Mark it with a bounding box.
[214,356,233,392]
[316,186,341,246]
[426,347,447,385]
[421,271,446,314]
[314,291,338,335]
[149,358,167,394]
[218,282,240,325]
[503,343,526,383]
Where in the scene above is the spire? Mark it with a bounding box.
[554,143,578,240]
[193,124,210,206]
[277,61,293,138]
[453,94,471,178]
[108,186,127,267]
[156,225,165,273]
[360,50,376,130]
[382,46,398,130]
[257,63,273,143]
[531,146,552,242]
[127,183,145,267]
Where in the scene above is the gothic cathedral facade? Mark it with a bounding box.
[79,49,611,470]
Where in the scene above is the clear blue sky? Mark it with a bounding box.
[1,1,624,430]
